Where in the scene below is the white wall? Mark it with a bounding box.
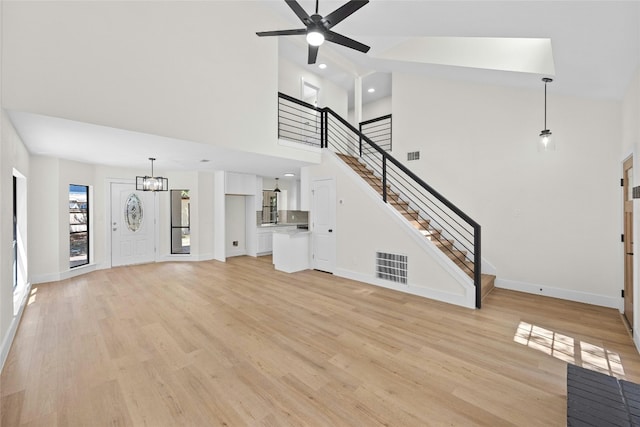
[225,195,247,257]
[2,2,303,160]
[349,96,392,124]
[622,70,639,155]
[0,110,31,369]
[197,172,216,260]
[306,152,474,307]
[393,74,622,307]
[279,58,349,118]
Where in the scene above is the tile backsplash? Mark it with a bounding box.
[257,210,308,225]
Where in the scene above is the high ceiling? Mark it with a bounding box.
[274,0,640,104]
[6,1,640,176]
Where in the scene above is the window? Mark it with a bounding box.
[171,190,190,254]
[69,184,89,267]
[13,176,17,289]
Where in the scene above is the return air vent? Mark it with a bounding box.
[376,252,408,284]
[407,151,420,161]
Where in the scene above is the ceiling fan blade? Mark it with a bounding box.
[256,29,306,37]
[325,30,370,53]
[285,0,310,24]
[308,45,319,64]
[324,0,369,29]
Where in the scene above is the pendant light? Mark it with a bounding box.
[274,177,281,193]
[539,77,555,151]
[136,157,168,191]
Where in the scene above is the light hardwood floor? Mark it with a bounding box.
[2,256,640,426]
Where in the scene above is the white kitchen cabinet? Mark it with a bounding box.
[272,230,310,273]
[225,172,256,195]
[257,228,274,254]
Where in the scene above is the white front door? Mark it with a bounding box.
[111,182,156,267]
[311,178,336,273]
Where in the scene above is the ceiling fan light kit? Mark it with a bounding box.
[306,29,325,46]
[256,0,370,64]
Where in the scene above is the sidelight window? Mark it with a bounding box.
[70,184,89,268]
[171,190,191,254]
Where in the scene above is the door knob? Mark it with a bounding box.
[328,229,333,233]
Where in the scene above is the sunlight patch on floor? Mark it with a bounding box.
[514,321,625,377]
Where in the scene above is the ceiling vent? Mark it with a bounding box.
[407,151,420,161]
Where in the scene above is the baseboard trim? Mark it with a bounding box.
[1,282,32,372]
[495,278,621,309]
[335,268,475,309]
[226,249,248,258]
[32,263,98,284]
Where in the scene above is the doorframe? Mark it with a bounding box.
[12,169,28,316]
[106,178,160,269]
[623,155,634,326]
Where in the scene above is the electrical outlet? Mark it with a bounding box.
[233,241,238,247]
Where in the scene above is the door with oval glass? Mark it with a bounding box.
[623,156,634,330]
[111,182,156,267]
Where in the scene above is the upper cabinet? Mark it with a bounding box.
[225,172,256,195]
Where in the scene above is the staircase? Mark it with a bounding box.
[278,92,494,307]
[337,153,495,300]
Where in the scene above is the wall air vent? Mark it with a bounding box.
[376,252,408,284]
[407,151,420,161]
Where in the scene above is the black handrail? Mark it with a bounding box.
[278,92,321,112]
[360,114,392,127]
[360,114,392,152]
[277,93,482,308]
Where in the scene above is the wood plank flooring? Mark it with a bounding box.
[2,256,640,426]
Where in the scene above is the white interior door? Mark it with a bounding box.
[111,182,156,267]
[311,178,336,273]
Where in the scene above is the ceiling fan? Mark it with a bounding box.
[256,0,370,65]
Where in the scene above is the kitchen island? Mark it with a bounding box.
[272,229,310,273]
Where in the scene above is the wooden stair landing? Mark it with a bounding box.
[337,153,495,301]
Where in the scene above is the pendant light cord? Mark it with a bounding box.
[544,81,547,130]
[542,77,552,130]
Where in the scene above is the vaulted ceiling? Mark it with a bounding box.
[274,0,640,103]
[5,1,639,176]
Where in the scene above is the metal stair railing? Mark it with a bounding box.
[360,114,392,153]
[277,93,482,308]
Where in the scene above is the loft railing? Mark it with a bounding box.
[277,92,482,308]
[360,114,392,153]
[278,93,323,147]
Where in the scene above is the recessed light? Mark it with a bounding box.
[318,63,327,69]
[284,173,295,177]
[367,88,375,93]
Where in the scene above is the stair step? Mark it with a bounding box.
[481,274,496,299]
[411,218,431,229]
[448,249,468,262]
[390,202,413,214]
[401,210,420,221]
[432,237,454,249]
